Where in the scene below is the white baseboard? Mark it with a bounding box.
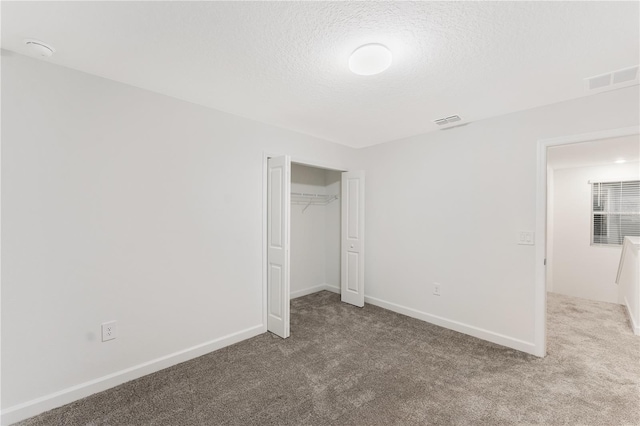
[290,284,328,299]
[623,296,640,336]
[364,295,538,356]
[3,292,539,424]
[291,284,340,299]
[323,284,341,294]
[1,325,264,426]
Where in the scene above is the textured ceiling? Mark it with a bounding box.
[548,135,640,170]
[2,1,639,148]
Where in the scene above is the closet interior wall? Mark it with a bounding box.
[290,163,341,298]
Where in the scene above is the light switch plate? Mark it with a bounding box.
[518,231,535,245]
[433,282,441,296]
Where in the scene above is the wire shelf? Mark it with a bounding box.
[291,192,339,212]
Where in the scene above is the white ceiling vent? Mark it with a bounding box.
[612,66,639,84]
[587,73,611,90]
[433,115,462,126]
[585,65,639,92]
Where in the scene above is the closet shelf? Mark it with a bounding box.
[291,192,339,212]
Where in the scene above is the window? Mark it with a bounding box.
[591,180,640,246]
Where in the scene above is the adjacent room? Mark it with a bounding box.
[547,136,640,306]
[2,1,639,425]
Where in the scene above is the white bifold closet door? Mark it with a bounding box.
[267,155,290,338]
[267,159,365,338]
[341,171,365,307]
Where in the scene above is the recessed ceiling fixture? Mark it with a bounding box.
[24,39,55,57]
[615,159,626,164]
[348,44,392,76]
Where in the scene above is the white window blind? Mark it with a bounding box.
[591,180,640,246]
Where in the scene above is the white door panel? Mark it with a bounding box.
[341,171,365,307]
[267,156,290,338]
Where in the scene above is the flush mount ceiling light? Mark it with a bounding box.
[348,43,392,76]
[615,159,627,164]
[24,39,55,57]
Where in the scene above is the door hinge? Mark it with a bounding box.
[544,258,547,266]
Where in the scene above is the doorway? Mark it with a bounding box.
[263,155,365,338]
[546,135,640,304]
[535,125,640,356]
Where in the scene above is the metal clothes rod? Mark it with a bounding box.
[291,192,339,213]
[291,192,337,197]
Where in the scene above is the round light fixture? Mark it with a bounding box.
[615,159,627,164]
[348,43,392,76]
[24,39,55,57]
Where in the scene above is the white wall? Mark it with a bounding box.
[546,166,555,292]
[290,164,341,297]
[3,48,640,423]
[1,52,355,421]
[290,164,327,296]
[618,237,640,335]
[358,85,640,353]
[324,171,341,290]
[550,162,639,303]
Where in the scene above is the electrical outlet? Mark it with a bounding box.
[433,283,441,296]
[101,321,117,342]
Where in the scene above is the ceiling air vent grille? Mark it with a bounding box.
[433,115,461,126]
[613,66,639,84]
[585,66,639,92]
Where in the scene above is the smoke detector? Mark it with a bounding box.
[433,115,462,126]
[24,39,55,57]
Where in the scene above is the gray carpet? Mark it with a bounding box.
[16,291,640,425]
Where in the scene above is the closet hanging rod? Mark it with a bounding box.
[291,194,339,202]
[291,192,339,198]
[291,192,339,213]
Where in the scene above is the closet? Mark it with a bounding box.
[265,155,365,338]
[290,163,342,299]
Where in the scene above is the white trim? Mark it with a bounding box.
[535,137,549,357]
[616,238,629,284]
[537,126,640,147]
[0,55,3,425]
[0,325,264,426]
[623,296,640,336]
[364,295,537,355]
[290,157,348,173]
[290,284,341,299]
[291,285,327,299]
[323,284,341,295]
[262,152,348,339]
[262,151,279,334]
[535,125,640,358]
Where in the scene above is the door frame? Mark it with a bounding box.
[534,125,640,357]
[261,152,349,332]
